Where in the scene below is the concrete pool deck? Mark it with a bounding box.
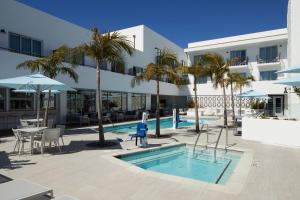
[1,125,300,200]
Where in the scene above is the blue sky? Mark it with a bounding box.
[18,0,288,48]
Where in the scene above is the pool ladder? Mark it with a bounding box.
[193,125,229,163]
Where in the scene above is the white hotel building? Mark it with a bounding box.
[0,0,300,130]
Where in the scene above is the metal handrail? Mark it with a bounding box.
[193,124,205,153]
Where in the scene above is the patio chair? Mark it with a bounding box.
[34,128,61,154]
[11,128,21,153]
[0,179,53,200]
[47,119,54,128]
[128,123,148,147]
[12,128,30,155]
[56,125,65,146]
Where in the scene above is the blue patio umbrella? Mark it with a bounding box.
[0,73,75,126]
[276,66,300,74]
[13,89,61,94]
[237,90,269,99]
[273,76,300,87]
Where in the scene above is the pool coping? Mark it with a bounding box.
[102,142,254,195]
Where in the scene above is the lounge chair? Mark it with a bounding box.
[128,123,148,147]
[0,178,53,200]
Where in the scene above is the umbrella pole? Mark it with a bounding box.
[37,86,40,127]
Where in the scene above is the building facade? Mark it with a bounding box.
[0,0,299,130]
[0,0,188,129]
[184,29,289,117]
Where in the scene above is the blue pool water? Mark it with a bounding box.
[118,144,242,184]
[104,118,194,133]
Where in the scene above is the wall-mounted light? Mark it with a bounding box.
[0,29,6,34]
[279,44,282,47]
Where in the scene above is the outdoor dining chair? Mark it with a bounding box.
[56,125,65,146]
[12,128,30,155]
[34,128,61,154]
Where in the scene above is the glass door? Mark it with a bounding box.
[273,96,283,117]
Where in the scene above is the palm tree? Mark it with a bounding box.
[17,45,79,126]
[235,75,255,116]
[132,49,183,137]
[226,72,244,121]
[176,62,208,132]
[75,27,133,145]
[202,53,231,126]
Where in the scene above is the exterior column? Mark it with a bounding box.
[146,94,151,110]
[59,92,67,124]
[127,93,132,111]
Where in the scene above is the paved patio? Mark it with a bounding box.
[1,125,300,200]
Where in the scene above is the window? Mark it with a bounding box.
[9,33,20,52]
[40,93,56,110]
[21,37,32,55]
[230,50,247,65]
[259,46,278,63]
[239,73,247,77]
[10,90,33,110]
[111,60,125,74]
[260,71,278,81]
[132,93,146,110]
[196,76,207,84]
[67,90,96,114]
[32,40,42,57]
[129,66,143,76]
[0,88,5,111]
[193,55,208,83]
[9,32,42,57]
[193,55,205,65]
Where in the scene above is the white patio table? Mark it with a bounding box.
[17,126,47,154]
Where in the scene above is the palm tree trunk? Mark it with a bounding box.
[156,79,160,137]
[223,83,227,126]
[43,90,51,127]
[239,88,242,117]
[230,82,235,121]
[194,78,200,132]
[96,61,104,143]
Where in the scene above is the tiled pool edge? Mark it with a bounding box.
[102,143,253,195]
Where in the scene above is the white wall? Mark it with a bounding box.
[287,0,300,118]
[242,117,300,148]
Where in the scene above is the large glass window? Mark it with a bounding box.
[129,66,144,76]
[132,93,146,110]
[32,40,42,57]
[230,50,247,65]
[67,90,96,114]
[9,32,42,57]
[40,92,56,110]
[9,33,20,52]
[21,37,32,55]
[260,71,278,81]
[0,88,5,111]
[10,90,33,110]
[105,92,127,111]
[259,46,278,63]
[196,76,207,84]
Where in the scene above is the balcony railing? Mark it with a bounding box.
[256,53,281,64]
[228,57,249,66]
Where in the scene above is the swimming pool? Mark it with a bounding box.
[104,117,194,133]
[118,144,242,184]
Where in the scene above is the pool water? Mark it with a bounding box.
[104,118,194,133]
[118,144,242,184]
